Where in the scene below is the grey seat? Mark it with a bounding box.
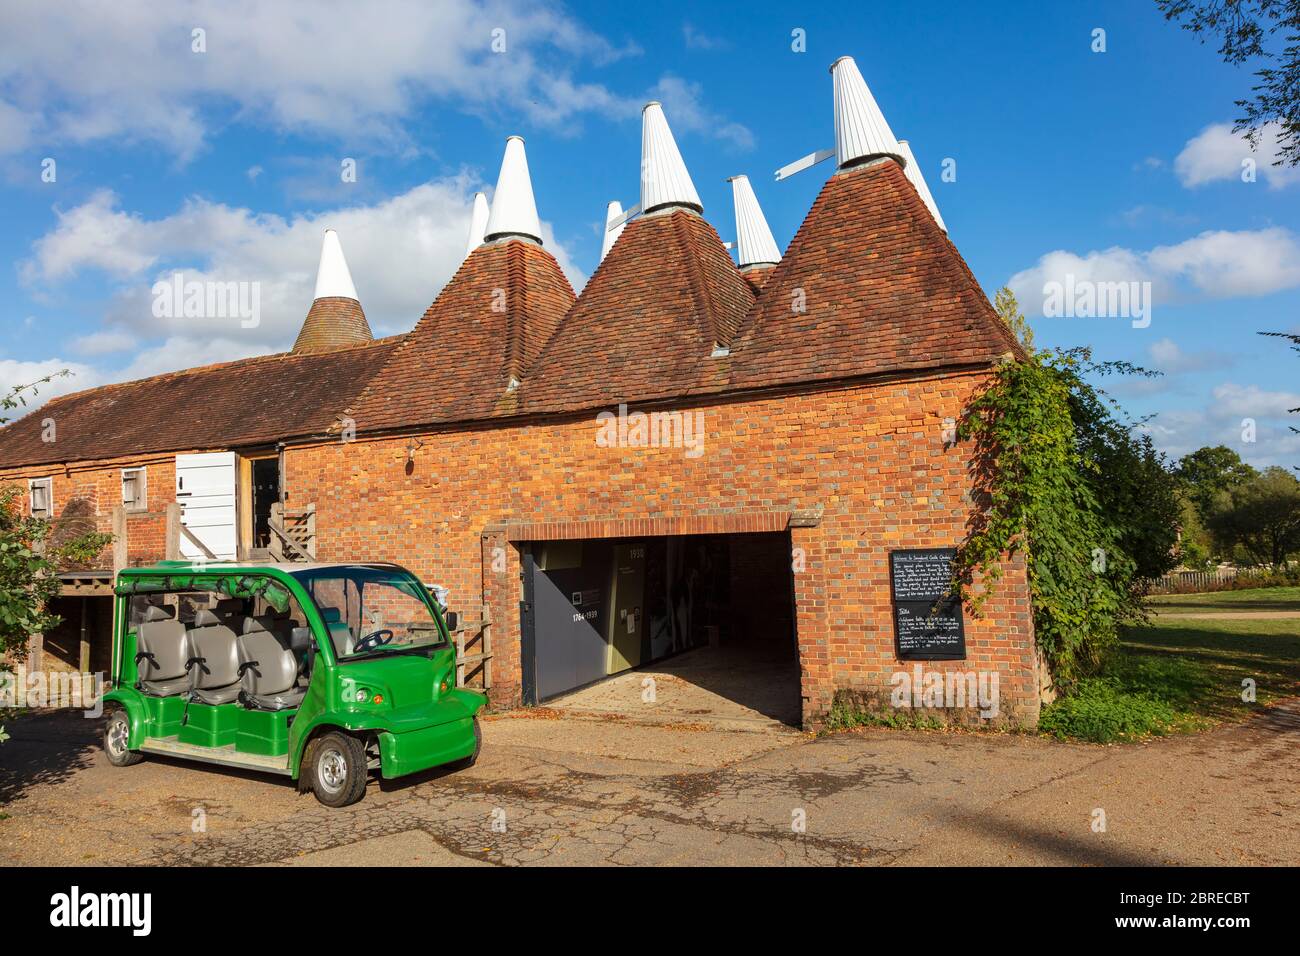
[134,605,190,696]
[186,608,242,705]
[320,607,355,659]
[237,617,306,711]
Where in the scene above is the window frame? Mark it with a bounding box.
[29,477,53,519]
[121,466,148,512]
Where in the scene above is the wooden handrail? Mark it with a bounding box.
[267,517,312,561]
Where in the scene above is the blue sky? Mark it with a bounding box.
[2,0,1298,467]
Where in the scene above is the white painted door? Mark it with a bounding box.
[175,452,237,561]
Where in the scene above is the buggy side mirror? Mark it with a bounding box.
[443,610,459,633]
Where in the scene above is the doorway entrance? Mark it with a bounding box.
[520,531,801,726]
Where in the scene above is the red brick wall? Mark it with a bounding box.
[285,367,1039,728]
[0,453,179,567]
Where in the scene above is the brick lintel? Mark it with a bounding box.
[500,511,796,543]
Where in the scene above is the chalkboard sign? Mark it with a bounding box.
[889,548,966,660]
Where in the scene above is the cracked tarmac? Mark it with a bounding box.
[1,701,1297,866]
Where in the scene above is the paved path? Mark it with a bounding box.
[1,701,1296,866]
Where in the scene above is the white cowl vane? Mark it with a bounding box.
[600,200,626,262]
[465,191,490,256]
[897,140,947,232]
[484,136,543,244]
[640,102,703,214]
[728,175,780,268]
[830,55,905,170]
[313,228,358,301]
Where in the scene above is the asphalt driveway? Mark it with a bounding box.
[1,700,1296,866]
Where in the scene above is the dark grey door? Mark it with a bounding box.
[532,556,610,701]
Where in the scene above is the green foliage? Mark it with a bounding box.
[1158,0,1300,168]
[1175,445,1257,517]
[1,376,112,736]
[993,286,1035,351]
[1205,466,1300,567]
[953,345,1181,692]
[1038,679,1182,743]
[823,697,947,732]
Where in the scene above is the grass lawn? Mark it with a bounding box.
[1146,586,1300,614]
[1039,592,1300,743]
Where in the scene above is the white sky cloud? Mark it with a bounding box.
[1009,228,1300,315]
[13,175,588,406]
[1147,337,1224,374]
[0,0,646,160]
[0,359,103,410]
[1175,122,1300,190]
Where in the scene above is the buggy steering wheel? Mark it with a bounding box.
[354,628,395,652]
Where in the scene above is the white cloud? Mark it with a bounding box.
[0,0,643,160]
[0,359,103,411]
[17,177,587,393]
[1209,382,1300,421]
[1174,122,1300,190]
[683,24,728,51]
[650,75,754,151]
[1009,228,1300,315]
[1138,397,1300,470]
[1147,228,1300,298]
[1147,338,1223,374]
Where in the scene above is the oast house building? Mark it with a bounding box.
[1,57,1038,729]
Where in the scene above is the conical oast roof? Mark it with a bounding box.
[484,136,543,244]
[465,191,490,256]
[897,140,946,232]
[730,160,1020,391]
[313,228,358,300]
[641,102,703,214]
[729,175,781,268]
[830,55,905,170]
[600,201,626,263]
[294,229,373,353]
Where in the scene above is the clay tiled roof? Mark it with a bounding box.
[0,337,400,469]
[351,239,575,431]
[292,296,374,353]
[729,159,1021,390]
[521,209,755,415]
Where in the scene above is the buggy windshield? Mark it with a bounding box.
[292,565,446,660]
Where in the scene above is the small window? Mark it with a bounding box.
[29,478,52,519]
[122,467,147,512]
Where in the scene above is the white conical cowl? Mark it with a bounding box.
[641,102,703,214]
[728,175,781,268]
[897,141,947,233]
[484,136,543,244]
[465,191,490,256]
[313,228,358,300]
[600,201,625,263]
[830,56,905,170]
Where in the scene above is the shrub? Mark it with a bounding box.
[1038,679,1180,743]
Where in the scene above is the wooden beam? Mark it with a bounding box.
[111,506,128,571]
[165,502,182,561]
[79,597,90,673]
